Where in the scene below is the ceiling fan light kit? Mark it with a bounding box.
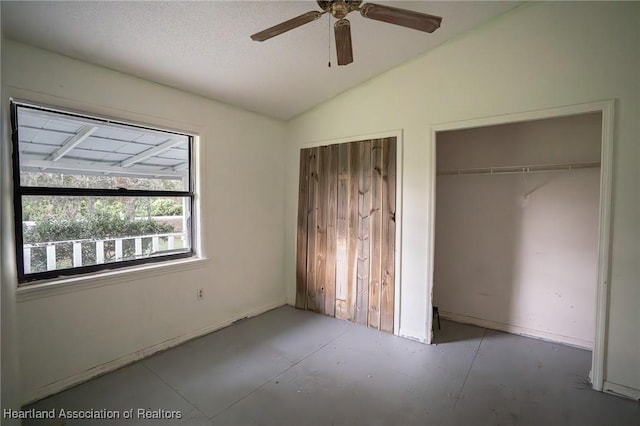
[250,0,442,66]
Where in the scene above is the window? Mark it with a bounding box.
[11,101,195,284]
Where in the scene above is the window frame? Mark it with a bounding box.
[11,100,196,284]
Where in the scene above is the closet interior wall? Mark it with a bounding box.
[433,113,602,348]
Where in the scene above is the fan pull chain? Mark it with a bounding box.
[328,15,331,68]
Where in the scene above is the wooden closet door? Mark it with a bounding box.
[296,138,396,333]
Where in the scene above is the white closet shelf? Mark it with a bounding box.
[437,162,601,176]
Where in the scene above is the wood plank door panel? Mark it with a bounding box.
[324,145,338,317]
[368,139,383,329]
[296,138,396,332]
[305,147,319,312]
[335,143,350,320]
[380,137,396,332]
[295,149,310,309]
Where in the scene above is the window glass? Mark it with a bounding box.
[13,103,194,283]
[17,107,190,190]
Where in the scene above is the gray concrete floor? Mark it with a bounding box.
[25,305,639,425]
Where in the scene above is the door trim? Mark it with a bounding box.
[426,100,615,393]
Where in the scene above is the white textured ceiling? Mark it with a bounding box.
[2,1,521,120]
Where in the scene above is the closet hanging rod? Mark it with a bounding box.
[437,162,601,176]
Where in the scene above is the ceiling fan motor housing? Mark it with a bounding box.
[317,1,363,19]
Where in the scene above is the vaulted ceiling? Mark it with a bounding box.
[2,1,521,120]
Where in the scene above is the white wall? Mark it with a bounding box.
[434,114,601,348]
[285,2,639,394]
[1,7,24,423]
[1,40,287,403]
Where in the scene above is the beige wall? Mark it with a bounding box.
[1,40,287,403]
[286,2,639,394]
[434,114,601,348]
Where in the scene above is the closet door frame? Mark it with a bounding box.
[298,130,404,336]
[427,100,615,392]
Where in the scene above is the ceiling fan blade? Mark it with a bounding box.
[335,19,353,66]
[251,11,323,42]
[360,3,442,33]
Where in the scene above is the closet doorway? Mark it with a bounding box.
[428,101,614,391]
[296,137,398,333]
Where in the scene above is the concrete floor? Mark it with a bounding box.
[25,305,639,425]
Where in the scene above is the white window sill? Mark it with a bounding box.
[16,257,209,302]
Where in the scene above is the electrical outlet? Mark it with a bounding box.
[197,288,204,300]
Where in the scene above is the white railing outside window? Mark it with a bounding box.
[23,232,187,273]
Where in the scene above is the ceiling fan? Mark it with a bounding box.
[250,1,442,66]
